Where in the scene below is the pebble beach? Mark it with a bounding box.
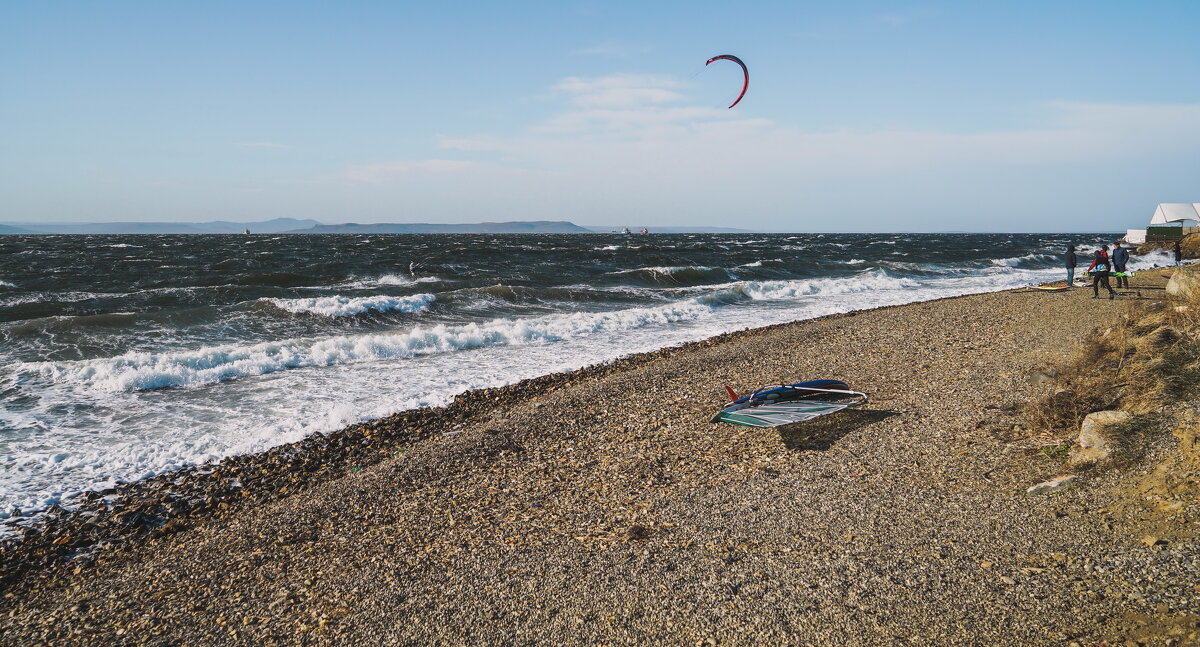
[2,274,1197,646]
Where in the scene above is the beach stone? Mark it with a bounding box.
[1027,368,1057,386]
[1165,267,1200,300]
[1068,410,1131,466]
[1026,475,1077,495]
[625,525,652,541]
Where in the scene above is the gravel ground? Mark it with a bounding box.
[3,279,1198,646]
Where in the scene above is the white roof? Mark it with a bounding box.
[1149,203,1200,225]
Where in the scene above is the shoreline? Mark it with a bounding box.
[0,245,1169,524]
[0,265,1173,584]
[2,266,1195,645]
[1,289,1003,585]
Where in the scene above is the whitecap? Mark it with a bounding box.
[264,293,435,318]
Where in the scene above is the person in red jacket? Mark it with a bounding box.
[1087,245,1115,300]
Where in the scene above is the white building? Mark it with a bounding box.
[1125,203,1200,245]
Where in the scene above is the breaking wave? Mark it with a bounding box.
[18,300,715,393]
[263,293,435,317]
[990,252,1057,268]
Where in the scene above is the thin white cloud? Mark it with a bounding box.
[555,74,684,108]
[320,71,1200,229]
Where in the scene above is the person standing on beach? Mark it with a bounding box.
[1087,245,1115,300]
[1111,241,1130,289]
[1175,241,1183,267]
[1064,245,1077,286]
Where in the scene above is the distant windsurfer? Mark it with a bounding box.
[1086,245,1115,300]
[1111,241,1130,289]
[1064,245,1077,286]
[409,261,418,276]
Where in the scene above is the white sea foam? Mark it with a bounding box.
[378,274,416,286]
[608,265,712,276]
[740,271,921,300]
[0,279,14,288]
[264,293,435,317]
[991,252,1056,267]
[738,258,784,268]
[18,299,714,394]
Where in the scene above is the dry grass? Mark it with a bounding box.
[1026,267,1200,438]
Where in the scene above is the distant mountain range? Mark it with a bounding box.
[0,219,755,235]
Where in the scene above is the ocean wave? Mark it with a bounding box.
[263,293,435,317]
[990,252,1057,268]
[0,279,14,288]
[607,265,731,286]
[19,300,715,393]
[380,273,443,285]
[0,291,128,308]
[739,271,920,301]
[738,259,784,268]
[235,272,308,287]
[685,271,922,307]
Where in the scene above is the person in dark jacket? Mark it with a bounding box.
[1065,245,1077,286]
[1111,241,1130,289]
[1175,241,1183,267]
[1087,245,1115,299]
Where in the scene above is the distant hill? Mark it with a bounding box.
[583,225,756,234]
[1,218,321,234]
[288,221,593,234]
[0,224,36,234]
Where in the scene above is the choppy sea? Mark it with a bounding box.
[0,233,1167,515]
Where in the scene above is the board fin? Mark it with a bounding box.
[724,385,739,402]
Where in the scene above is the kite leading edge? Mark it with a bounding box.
[705,54,749,109]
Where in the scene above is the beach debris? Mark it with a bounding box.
[1026,475,1077,495]
[625,525,652,542]
[1068,410,1131,466]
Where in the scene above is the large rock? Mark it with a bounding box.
[1138,232,1200,258]
[1068,410,1132,466]
[1166,266,1200,300]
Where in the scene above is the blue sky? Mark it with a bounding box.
[2,1,1198,231]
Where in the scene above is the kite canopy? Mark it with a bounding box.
[705,54,749,108]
